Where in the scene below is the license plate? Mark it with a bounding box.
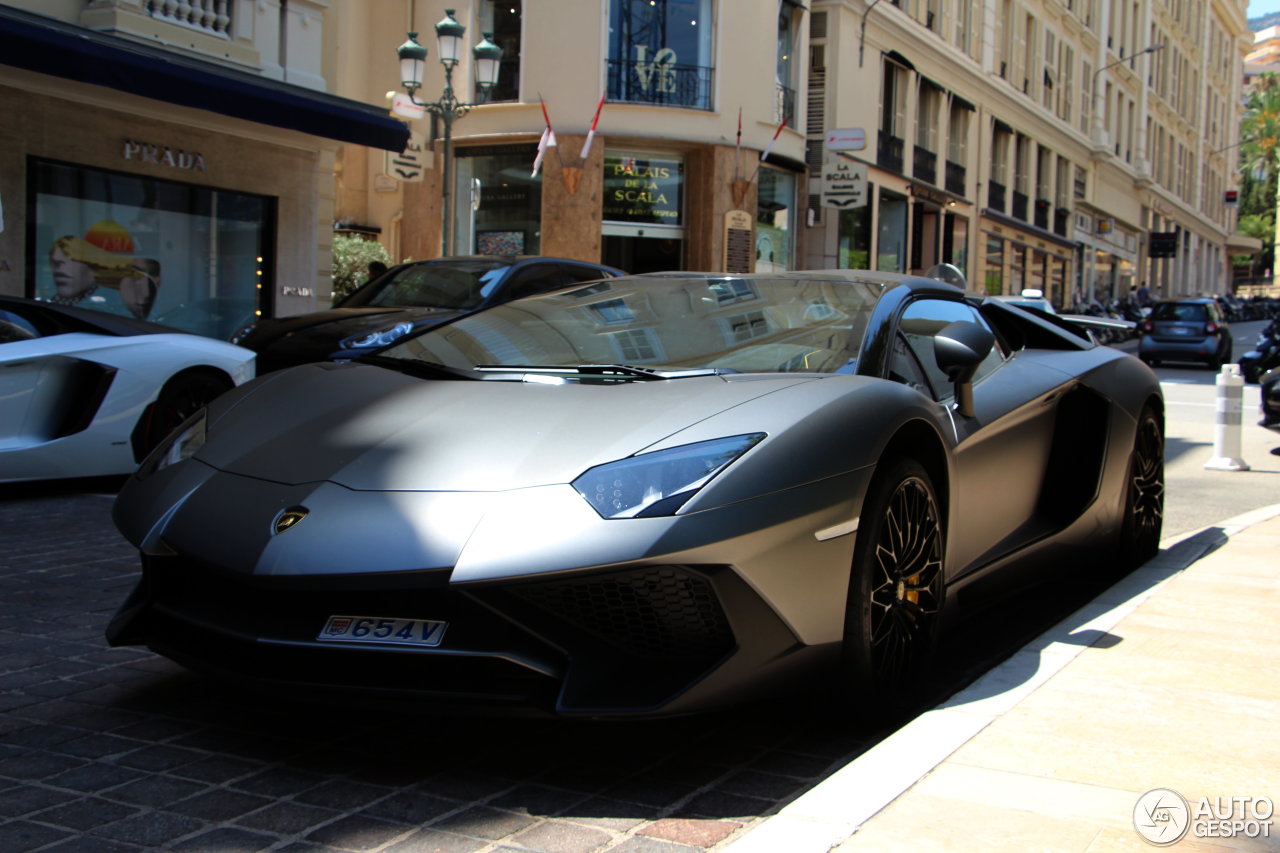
[317,615,448,647]
[1170,327,1192,335]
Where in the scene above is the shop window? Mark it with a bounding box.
[477,0,521,102]
[454,145,542,255]
[30,159,272,341]
[607,0,714,110]
[984,237,1005,295]
[838,187,873,269]
[877,191,908,272]
[756,168,795,272]
[944,213,968,278]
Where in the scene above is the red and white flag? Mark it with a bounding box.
[759,118,787,163]
[579,92,606,162]
[531,97,557,177]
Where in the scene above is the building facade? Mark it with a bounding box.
[327,0,811,283]
[0,0,407,337]
[4,0,1251,335]
[803,0,1251,307]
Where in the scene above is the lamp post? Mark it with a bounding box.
[398,10,502,256]
[1091,43,1164,144]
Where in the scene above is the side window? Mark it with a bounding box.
[887,333,935,397]
[562,264,615,285]
[0,308,41,343]
[503,265,570,301]
[895,299,1003,401]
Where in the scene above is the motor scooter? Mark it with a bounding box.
[1239,319,1280,384]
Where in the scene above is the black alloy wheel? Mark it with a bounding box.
[843,457,945,706]
[1119,406,1164,567]
[134,371,232,460]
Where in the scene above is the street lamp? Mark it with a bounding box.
[397,10,502,256]
[1090,43,1164,153]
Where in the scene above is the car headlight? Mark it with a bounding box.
[339,321,415,350]
[572,433,765,519]
[228,321,258,345]
[136,410,207,479]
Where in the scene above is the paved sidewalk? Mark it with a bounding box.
[725,505,1280,853]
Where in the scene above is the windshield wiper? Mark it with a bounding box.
[474,364,737,381]
[354,354,478,380]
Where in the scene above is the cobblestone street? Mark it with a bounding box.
[0,484,878,853]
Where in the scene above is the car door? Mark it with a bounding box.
[888,297,1070,577]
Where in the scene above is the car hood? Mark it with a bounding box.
[245,307,467,350]
[200,362,817,492]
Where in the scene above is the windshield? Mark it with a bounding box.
[379,274,887,375]
[1151,302,1207,322]
[344,260,511,310]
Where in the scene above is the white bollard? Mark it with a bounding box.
[1204,363,1251,471]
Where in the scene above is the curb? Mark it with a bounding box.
[720,504,1280,853]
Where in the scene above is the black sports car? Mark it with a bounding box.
[109,270,1165,717]
[232,255,623,373]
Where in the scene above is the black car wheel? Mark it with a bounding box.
[842,457,944,707]
[1118,406,1164,567]
[133,370,232,460]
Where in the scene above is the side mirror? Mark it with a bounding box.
[934,320,995,418]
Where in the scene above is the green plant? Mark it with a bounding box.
[331,233,392,305]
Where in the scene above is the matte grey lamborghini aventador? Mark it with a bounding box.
[108,270,1165,717]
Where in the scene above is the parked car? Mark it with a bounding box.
[232,255,624,373]
[989,288,1056,314]
[1137,299,1232,369]
[109,269,1164,718]
[0,296,254,483]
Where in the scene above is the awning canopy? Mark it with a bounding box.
[1226,234,1264,255]
[0,6,410,152]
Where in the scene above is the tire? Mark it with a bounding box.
[134,371,232,460]
[1118,406,1164,568]
[842,458,945,710]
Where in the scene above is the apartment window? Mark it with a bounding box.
[917,81,940,153]
[776,3,798,124]
[477,0,521,102]
[607,0,714,110]
[1080,61,1092,133]
[947,101,969,164]
[1042,29,1056,110]
[1057,42,1073,121]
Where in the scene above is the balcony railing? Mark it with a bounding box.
[988,180,1006,212]
[945,160,965,196]
[877,130,904,173]
[912,147,937,186]
[606,59,713,111]
[775,83,796,126]
[1011,190,1028,221]
[145,0,231,38]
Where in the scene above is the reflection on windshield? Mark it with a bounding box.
[381,274,886,375]
[352,261,508,310]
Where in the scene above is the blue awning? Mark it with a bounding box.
[0,6,410,152]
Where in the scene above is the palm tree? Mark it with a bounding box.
[1240,73,1280,283]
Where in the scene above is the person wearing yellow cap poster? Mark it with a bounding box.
[46,222,160,320]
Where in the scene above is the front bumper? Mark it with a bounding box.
[109,464,867,716]
[108,557,820,716]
